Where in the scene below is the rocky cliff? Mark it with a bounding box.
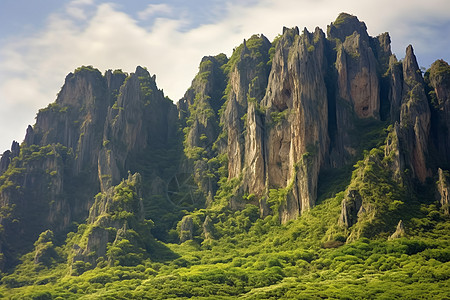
[0,66,179,269]
[70,173,154,272]
[181,13,438,225]
[0,13,449,269]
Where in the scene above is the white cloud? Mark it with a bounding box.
[0,0,449,152]
[138,4,173,20]
[71,0,94,5]
[66,0,94,20]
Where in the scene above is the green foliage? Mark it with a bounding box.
[270,109,289,124]
[73,65,100,74]
[267,34,282,66]
[33,230,61,267]
[138,75,155,105]
[267,188,288,216]
[38,102,69,114]
[1,183,449,299]
[424,59,450,109]
[332,12,353,27]
[344,147,407,239]
[112,69,127,76]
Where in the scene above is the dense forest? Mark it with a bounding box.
[0,13,449,299]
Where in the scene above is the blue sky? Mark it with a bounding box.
[1,0,450,152]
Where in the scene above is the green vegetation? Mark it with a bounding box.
[2,126,448,299]
[1,130,449,299]
[269,109,290,125]
[0,178,448,298]
[1,21,450,300]
[74,65,101,75]
[267,34,282,66]
[425,59,450,109]
[332,12,353,27]
[38,102,69,114]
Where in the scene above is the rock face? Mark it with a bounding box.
[71,173,152,269]
[263,27,329,221]
[179,13,443,225]
[25,67,111,175]
[0,143,70,267]
[0,66,179,269]
[1,13,450,268]
[437,168,450,215]
[177,54,228,203]
[389,220,405,240]
[426,59,450,168]
[339,189,362,227]
[98,66,178,190]
[398,45,431,182]
[178,215,194,242]
[332,21,380,119]
[0,141,20,175]
[223,35,271,183]
[327,13,389,167]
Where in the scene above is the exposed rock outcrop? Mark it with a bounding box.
[0,66,179,270]
[389,220,405,240]
[426,59,450,167]
[223,34,271,185]
[1,13,450,269]
[328,13,384,167]
[339,189,362,228]
[179,215,194,243]
[399,45,431,182]
[263,27,329,221]
[0,144,71,268]
[0,141,19,175]
[334,31,380,119]
[71,173,152,269]
[437,168,450,215]
[387,55,403,123]
[384,122,406,184]
[178,54,228,203]
[98,66,178,190]
[25,67,111,176]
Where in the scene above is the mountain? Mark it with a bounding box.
[0,13,449,299]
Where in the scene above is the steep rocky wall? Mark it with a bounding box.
[399,46,431,182]
[262,27,329,221]
[178,13,438,224]
[426,59,450,168]
[437,168,450,215]
[177,54,228,202]
[98,66,178,190]
[0,141,20,175]
[327,13,386,167]
[70,173,152,270]
[0,144,71,268]
[0,66,179,269]
[25,67,113,176]
[223,35,271,182]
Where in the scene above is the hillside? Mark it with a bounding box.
[0,13,449,299]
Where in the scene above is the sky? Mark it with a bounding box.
[1,0,450,153]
